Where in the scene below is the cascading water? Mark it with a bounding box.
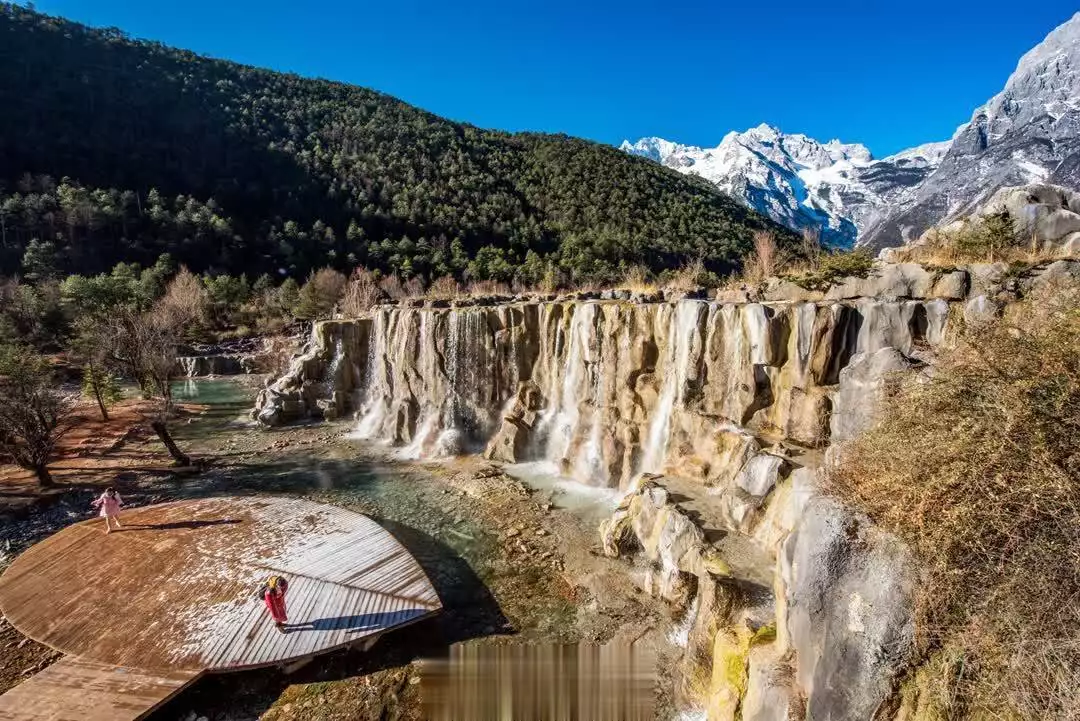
[398,311,437,460]
[354,309,389,439]
[640,301,703,474]
[288,294,953,488]
[325,336,345,396]
[542,303,594,467]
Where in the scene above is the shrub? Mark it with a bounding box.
[378,273,406,301]
[661,257,722,290]
[403,276,425,298]
[739,230,785,284]
[785,249,874,290]
[427,275,461,299]
[294,268,347,320]
[340,267,380,317]
[828,281,1080,720]
[618,265,656,293]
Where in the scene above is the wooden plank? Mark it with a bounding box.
[0,657,198,721]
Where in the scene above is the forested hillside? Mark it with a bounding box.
[0,3,790,283]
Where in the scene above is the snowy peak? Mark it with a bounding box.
[859,11,1080,249]
[622,126,945,247]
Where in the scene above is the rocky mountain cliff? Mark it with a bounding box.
[623,11,1080,252]
[860,11,1080,249]
[621,126,949,248]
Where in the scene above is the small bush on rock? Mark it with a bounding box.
[785,249,875,290]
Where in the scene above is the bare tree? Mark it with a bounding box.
[106,268,207,466]
[70,319,121,421]
[801,227,822,270]
[743,230,787,284]
[340,267,381,317]
[0,347,79,487]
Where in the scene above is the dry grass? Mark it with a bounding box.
[617,265,658,293]
[894,213,1074,267]
[465,279,512,296]
[741,230,788,285]
[828,280,1080,720]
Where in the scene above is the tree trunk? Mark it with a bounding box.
[91,377,109,422]
[34,464,54,488]
[150,420,191,466]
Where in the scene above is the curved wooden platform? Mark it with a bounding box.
[0,497,441,719]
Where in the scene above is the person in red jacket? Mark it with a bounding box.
[259,575,289,632]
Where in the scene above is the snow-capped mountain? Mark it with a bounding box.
[622,11,1080,250]
[621,126,949,247]
[859,11,1080,249]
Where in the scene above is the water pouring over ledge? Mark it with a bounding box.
[258,295,950,490]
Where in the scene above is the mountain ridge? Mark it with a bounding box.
[0,3,791,283]
[621,125,950,247]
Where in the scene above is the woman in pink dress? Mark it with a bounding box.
[91,487,124,533]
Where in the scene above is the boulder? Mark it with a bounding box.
[781,497,916,721]
[824,263,934,300]
[980,183,1080,248]
[963,294,1001,326]
[829,348,912,444]
[929,269,969,299]
[1028,259,1080,294]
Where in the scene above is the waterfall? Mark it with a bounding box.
[398,311,437,459]
[278,294,956,483]
[325,336,344,396]
[640,301,702,474]
[572,305,609,484]
[354,309,389,439]
[543,303,594,467]
[178,357,197,377]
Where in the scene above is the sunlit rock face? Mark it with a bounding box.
[254,292,950,487]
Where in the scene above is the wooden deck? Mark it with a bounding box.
[0,657,197,721]
[0,497,441,719]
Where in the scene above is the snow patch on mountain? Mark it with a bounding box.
[621,127,949,247]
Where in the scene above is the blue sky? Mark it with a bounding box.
[27,0,1080,157]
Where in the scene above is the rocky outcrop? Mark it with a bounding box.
[599,463,915,721]
[253,320,369,427]
[781,496,916,721]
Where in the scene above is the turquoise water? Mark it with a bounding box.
[169,378,259,441]
[161,377,496,586]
